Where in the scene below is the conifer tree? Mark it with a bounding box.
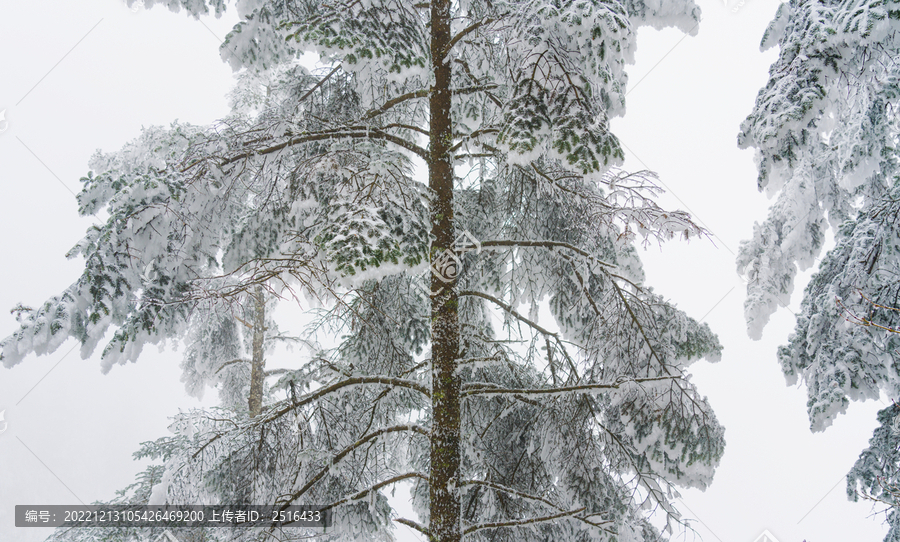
[5,1,725,541]
[738,0,900,536]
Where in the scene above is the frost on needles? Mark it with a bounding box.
[737,0,900,535]
[7,0,724,541]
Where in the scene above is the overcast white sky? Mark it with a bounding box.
[0,1,892,541]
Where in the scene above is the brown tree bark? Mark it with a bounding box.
[428,0,462,540]
[248,286,266,418]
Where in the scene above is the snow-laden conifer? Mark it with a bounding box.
[738,0,900,534]
[7,1,725,540]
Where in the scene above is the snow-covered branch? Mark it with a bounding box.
[462,507,587,535]
[262,376,431,424]
[458,290,559,338]
[221,127,429,164]
[318,472,430,511]
[277,424,429,505]
[461,479,615,531]
[478,239,617,268]
[460,376,680,398]
[445,17,499,56]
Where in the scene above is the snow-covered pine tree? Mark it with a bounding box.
[5,0,726,540]
[737,0,900,535]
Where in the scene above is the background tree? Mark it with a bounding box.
[5,0,726,541]
[736,0,900,536]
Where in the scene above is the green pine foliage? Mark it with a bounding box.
[6,1,725,541]
[739,0,900,537]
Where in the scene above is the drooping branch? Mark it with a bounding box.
[186,254,336,308]
[454,58,503,107]
[461,479,559,510]
[610,280,671,375]
[528,244,674,379]
[269,474,430,534]
[319,472,430,511]
[458,290,559,338]
[276,424,429,505]
[384,122,430,136]
[461,480,616,532]
[261,375,431,426]
[557,252,608,326]
[456,289,581,381]
[358,84,497,125]
[462,507,587,535]
[452,84,500,96]
[511,246,673,384]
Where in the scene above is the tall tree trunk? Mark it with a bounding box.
[248,286,266,418]
[429,1,461,541]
